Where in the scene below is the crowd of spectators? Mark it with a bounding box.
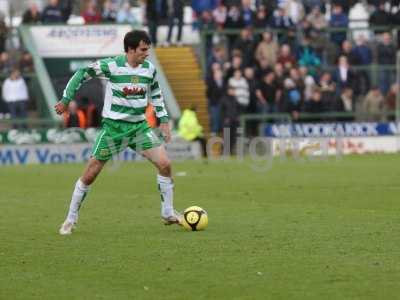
[200,0,400,135]
[0,7,34,122]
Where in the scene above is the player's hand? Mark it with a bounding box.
[159,122,171,143]
[54,101,68,115]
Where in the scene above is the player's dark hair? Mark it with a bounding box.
[124,30,151,52]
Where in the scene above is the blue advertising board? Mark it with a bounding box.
[264,122,400,138]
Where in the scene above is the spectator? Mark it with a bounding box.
[297,37,321,74]
[232,27,255,67]
[2,68,29,128]
[352,35,372,66]
[243,66,259,136]
[255,71,279,113]
[282,77,302,120]
[191,0,214,30]
[207,46,228,77]
[309,28,333,64]
[221,86,240,153]
[318,71,336,111]
[329,4,348,47]
[225,5,244,29]
[80,96,100,128]
[63,100,86,128]
[22,2,42,24]
[304,87,324,120]
[352,35,373,94]
[0,15,7,54]
[301,19,314,39]
[289,67,305,98]
[335,87,354,121]
[82,1,102,24]
[299,66,315,101]
[42,0,64,23]
[60,0,73,22]
[255,0,277,11]
[277,44,297,70]
[273,7,295,42]
[385,83,397,117]
[0,52,14,74]
[166,0,184,46]
[145,0,162,45]
[363,87,385,121]
[273,6,294,29]
[243,66,258,115]
[254,31,278,69]
[101,0,117,23]
[19,51,34,73]
[306,5,327,30]
[369,1,390,34]
[191,0,217,18]
[224,54,243,83]
[228,69,250,114]
[254,57,273,79]
[117,1,136,24]
[206,68,225,135]
[332,55,356,95]
[339,40,359,66]
[377,32,396,94]
[253,5,272,28]
[212,2,227,29]
[273,62,285,91]
[284,0,305,24]
[199,10,216,58]
[241,0,255,27]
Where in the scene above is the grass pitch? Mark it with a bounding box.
[1,155,400,299]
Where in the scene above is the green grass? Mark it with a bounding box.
[1,155,400,299]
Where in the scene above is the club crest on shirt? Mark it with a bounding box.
[131,76,139,84]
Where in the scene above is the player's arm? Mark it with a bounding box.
[149,69,171,142]
[54,60,109,115]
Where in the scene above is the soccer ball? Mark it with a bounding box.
[182,206,208,231]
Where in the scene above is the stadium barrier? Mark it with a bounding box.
[0,127,202,165]
[236,112,400,157]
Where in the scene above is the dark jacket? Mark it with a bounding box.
[168,0,184,18]
[206,78,225,107]
[332,67,356,92]
[22,10,41,24]
[329,12,348,45]
[377,43,396,65]
[42,4,64,23]
[221,94,240,125]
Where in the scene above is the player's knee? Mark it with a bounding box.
[81,169,98,185]
[81,160,104,185]
[157,158,171,176]
[81,174,95,185]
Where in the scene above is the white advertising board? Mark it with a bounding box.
[272,136,400,156]
[31,25,132,58]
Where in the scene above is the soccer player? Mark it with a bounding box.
[55,30,181,235]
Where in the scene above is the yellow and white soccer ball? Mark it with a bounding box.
[182,206,208,231]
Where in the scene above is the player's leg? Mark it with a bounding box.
[141,145,181,225]
[59,158,107,235]
[59,122,117,235]
[66,158,107,223]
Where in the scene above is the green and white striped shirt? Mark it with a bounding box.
[61,55,168,123]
